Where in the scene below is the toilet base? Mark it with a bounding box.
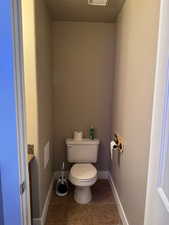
[74,186,92,204]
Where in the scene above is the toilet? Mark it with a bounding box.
[66,138,100,204]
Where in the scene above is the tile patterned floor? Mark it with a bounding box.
[45,180,122,225]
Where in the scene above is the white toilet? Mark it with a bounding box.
[66,138,100,204]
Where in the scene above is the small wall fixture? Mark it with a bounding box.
[88,0,108,6]
[112,134,125,153]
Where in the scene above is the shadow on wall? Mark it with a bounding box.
[29,159,40,218]
[52,22,115,172]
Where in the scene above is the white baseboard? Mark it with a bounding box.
[33,176,54,225]
[108,172,129,225]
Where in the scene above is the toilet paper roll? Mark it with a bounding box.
[74,131,83,140]
[110,141,116,160]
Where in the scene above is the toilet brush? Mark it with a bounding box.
[55,162,69,197]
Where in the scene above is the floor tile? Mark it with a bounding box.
[45,180,122,225]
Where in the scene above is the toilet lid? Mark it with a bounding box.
[70,163,97,180]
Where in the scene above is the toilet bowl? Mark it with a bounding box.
[69,163,97,204]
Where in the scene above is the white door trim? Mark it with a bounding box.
[144,0,169,224]
[12,0,31,225]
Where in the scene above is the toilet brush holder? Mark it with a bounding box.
[55,162,69,197]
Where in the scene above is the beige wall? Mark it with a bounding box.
[22,0,40,217]
[35,0,54,215]
[53,22,115,170]
[111,1,160,225]
[22,0,53,218]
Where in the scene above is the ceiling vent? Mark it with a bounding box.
[88,0,108,6]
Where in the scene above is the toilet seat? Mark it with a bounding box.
[69,163,97,187]
[70,163,97,180]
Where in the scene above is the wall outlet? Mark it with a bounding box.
[44,141,50,169]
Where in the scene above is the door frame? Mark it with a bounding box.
[11,0,169,224]
[144,0,169,223]
[12,0,31,224]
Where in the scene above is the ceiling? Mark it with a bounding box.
[45,0,125,23]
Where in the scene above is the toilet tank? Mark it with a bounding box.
[66,138,100,163]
